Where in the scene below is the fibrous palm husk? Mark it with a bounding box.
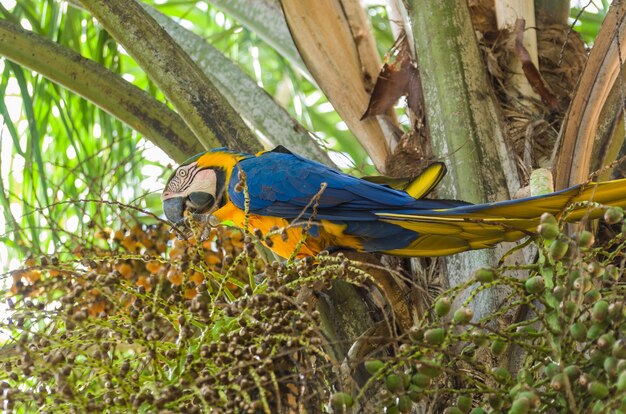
[479,24,587,177]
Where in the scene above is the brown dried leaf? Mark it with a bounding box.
[514,19,560,110]
[281,0,391,171]
[407,66,424,122]
[361,35,417,120]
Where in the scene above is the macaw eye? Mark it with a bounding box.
[178,169,187,177]
[188,192,215,213]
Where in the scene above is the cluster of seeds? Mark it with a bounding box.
[3,205,626,413]
[329,207,626,413]
[1,218,357,412]
[7,222,253,318]
[1,221,244,410]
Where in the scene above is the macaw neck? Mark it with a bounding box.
[195,149,251,209]
[195,150,246,171]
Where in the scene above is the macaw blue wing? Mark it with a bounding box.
[225,151,472,253]
[228,151,466,221]
[166,145,626,257]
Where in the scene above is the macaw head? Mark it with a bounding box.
[162,150,236,225]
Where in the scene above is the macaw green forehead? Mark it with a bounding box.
[179,152,204,166]
[179,148,227,166]
[178,147,245,167]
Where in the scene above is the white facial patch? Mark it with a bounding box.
[187,169,217,197]
[162,166,217,201]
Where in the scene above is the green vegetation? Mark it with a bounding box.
[1,0,625,413]
[3,208,625,412]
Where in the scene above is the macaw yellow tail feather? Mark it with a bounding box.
[378,178,626,256]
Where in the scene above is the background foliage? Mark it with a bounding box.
[1,0,624,413]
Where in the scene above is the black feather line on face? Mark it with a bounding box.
[165,164,197,194]
[214,168,227,208]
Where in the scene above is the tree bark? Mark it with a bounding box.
[405,0,524,321]
[143,5,333,166]
[79,0,261,153]
[535,0,570,26]
[552,1,626,189]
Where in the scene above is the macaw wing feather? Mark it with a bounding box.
[229,151,466,221]
[441,178,626,219]
[361,162,447,199]
[404,162,447,199]
[269,145,294,155]
[377,178,626,254]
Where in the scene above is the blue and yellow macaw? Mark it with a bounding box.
[161,146,626,258]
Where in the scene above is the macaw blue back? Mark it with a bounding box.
[226,151,466,252]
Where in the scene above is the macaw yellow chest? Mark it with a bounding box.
[212,201,325,258]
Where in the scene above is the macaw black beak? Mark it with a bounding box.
[188,191,216,214]
[163,196,185,225]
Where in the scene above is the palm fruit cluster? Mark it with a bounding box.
[193,259,330,413]
[2,215,373,412]
[334,207,626,413]
[3,205,626,413]
[8,222,253,319]
[1,219,297,410]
